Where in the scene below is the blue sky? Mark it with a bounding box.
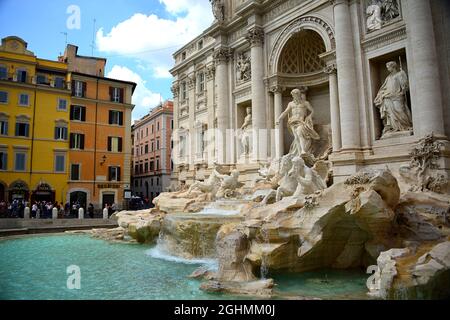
[0,0,213,120]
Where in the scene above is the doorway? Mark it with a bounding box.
[102,193,115,209]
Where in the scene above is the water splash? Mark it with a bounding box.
[146,246,218,270]
[260,226,270,279]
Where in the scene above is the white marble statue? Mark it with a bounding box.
[367,3,382,31]
[374,61,412,137]
[292,158,328,197]
[261,154,296,204]
[276,87,320,156]
[239,107,252,155]
[183,163,223,197]
[216,169,241,199]
[210,0,224,22]
[236,53,251,82]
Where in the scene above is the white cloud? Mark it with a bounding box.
[107,65,162,121]
[96,0,213,78]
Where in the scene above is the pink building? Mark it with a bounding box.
[131,101,173,203]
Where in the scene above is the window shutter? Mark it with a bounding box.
[81,106,86,122]
[82,82,87,97]
[119,112,123,126]
[80,134,85,150]
[71,80,75,95]
[118,137,122,152]
[4,122,7,135]
[25,124,29,137]
[70,105,74,120]
[54,127,58,140]
[117,167,121,181]
[109,87,113,101]
[63,127,68,140]
[119,88,124,103]
[108,167,112,181]
[70,133,74,148]
[107,137,112,152]
[109,110,113,124]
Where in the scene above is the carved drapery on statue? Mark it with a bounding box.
[276,87,320,157]
[239,107,252,156]
[374,61,412,138]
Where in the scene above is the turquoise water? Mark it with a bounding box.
[0,234,370,300]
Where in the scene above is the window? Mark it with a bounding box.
[0,120,8,135]
[16,70,27,83]
[0,151,7,170]
[70,133,85,149]
[171,140,174,149]
[36,74,47,85]
[156,177,160,186]
[0,66,7,80]
[134,179,138,187]
[151,125,154,133]
[156,139,160,150]
[108,137,123,152]
[108,166,121,181]
[70,105,86,121]
[0,91,8,103]
[197,72,205,92]
[139,163,143,174]
[136,147,139,156]
[54,77,65,89]
[145,144,148,154]
[71,164,80,180]
[156,158,160,171]
[55,154,66,172]
[157,121,160,131]
[58,99,67,111]
[146,127,148,136]
[14,152,26,171]
[198,40,203,50]
[150,160,154,171]
[171,119,174,129]
[18,93,29,106]
[109,110,123,125]
[151,141,154,152]
[181,51,186,60]
[181,81,187,100]
[140,145,143,155]
[15,122,29,137]
[134,164,139,175]
[110,87,124,103]
[54,126,68,140]
[144,162,149,173]
[73,80,86,97]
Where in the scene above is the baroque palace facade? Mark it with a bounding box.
[170,0,450,185]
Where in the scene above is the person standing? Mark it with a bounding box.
[88,203,94,218]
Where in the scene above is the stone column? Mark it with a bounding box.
[332,0,361,150]
[247,26,267,161]
[271,86,284,159]
[324,64,342,152]
[407,0,445,137]
[213,47,232,164]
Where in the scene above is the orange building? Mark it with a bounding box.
[59,45,136,211]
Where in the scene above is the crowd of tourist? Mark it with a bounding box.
[0,199,117,218]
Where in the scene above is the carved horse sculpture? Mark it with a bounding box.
[261,154,298,204]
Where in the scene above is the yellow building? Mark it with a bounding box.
[0,36,71,204]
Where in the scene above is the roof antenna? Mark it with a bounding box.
[90,18,96,56]
[61,32,68,47]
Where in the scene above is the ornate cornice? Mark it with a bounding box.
[246,26,265,47]
[361,26,406,53]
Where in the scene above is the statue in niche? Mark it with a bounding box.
[239,107,252,155]
[210,0,224,22]
[366,1,382,31]
[236,53,251,82]
[276,87,320,156]
[374,61,412,137]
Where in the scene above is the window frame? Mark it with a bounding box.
[70,163,81,181]
[14,151,26,172]
[54,153,66,173]
[0,91,8,104]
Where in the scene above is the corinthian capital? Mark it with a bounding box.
[246,26,265,47]
[213,47,232,65]
[324,63,337,75]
